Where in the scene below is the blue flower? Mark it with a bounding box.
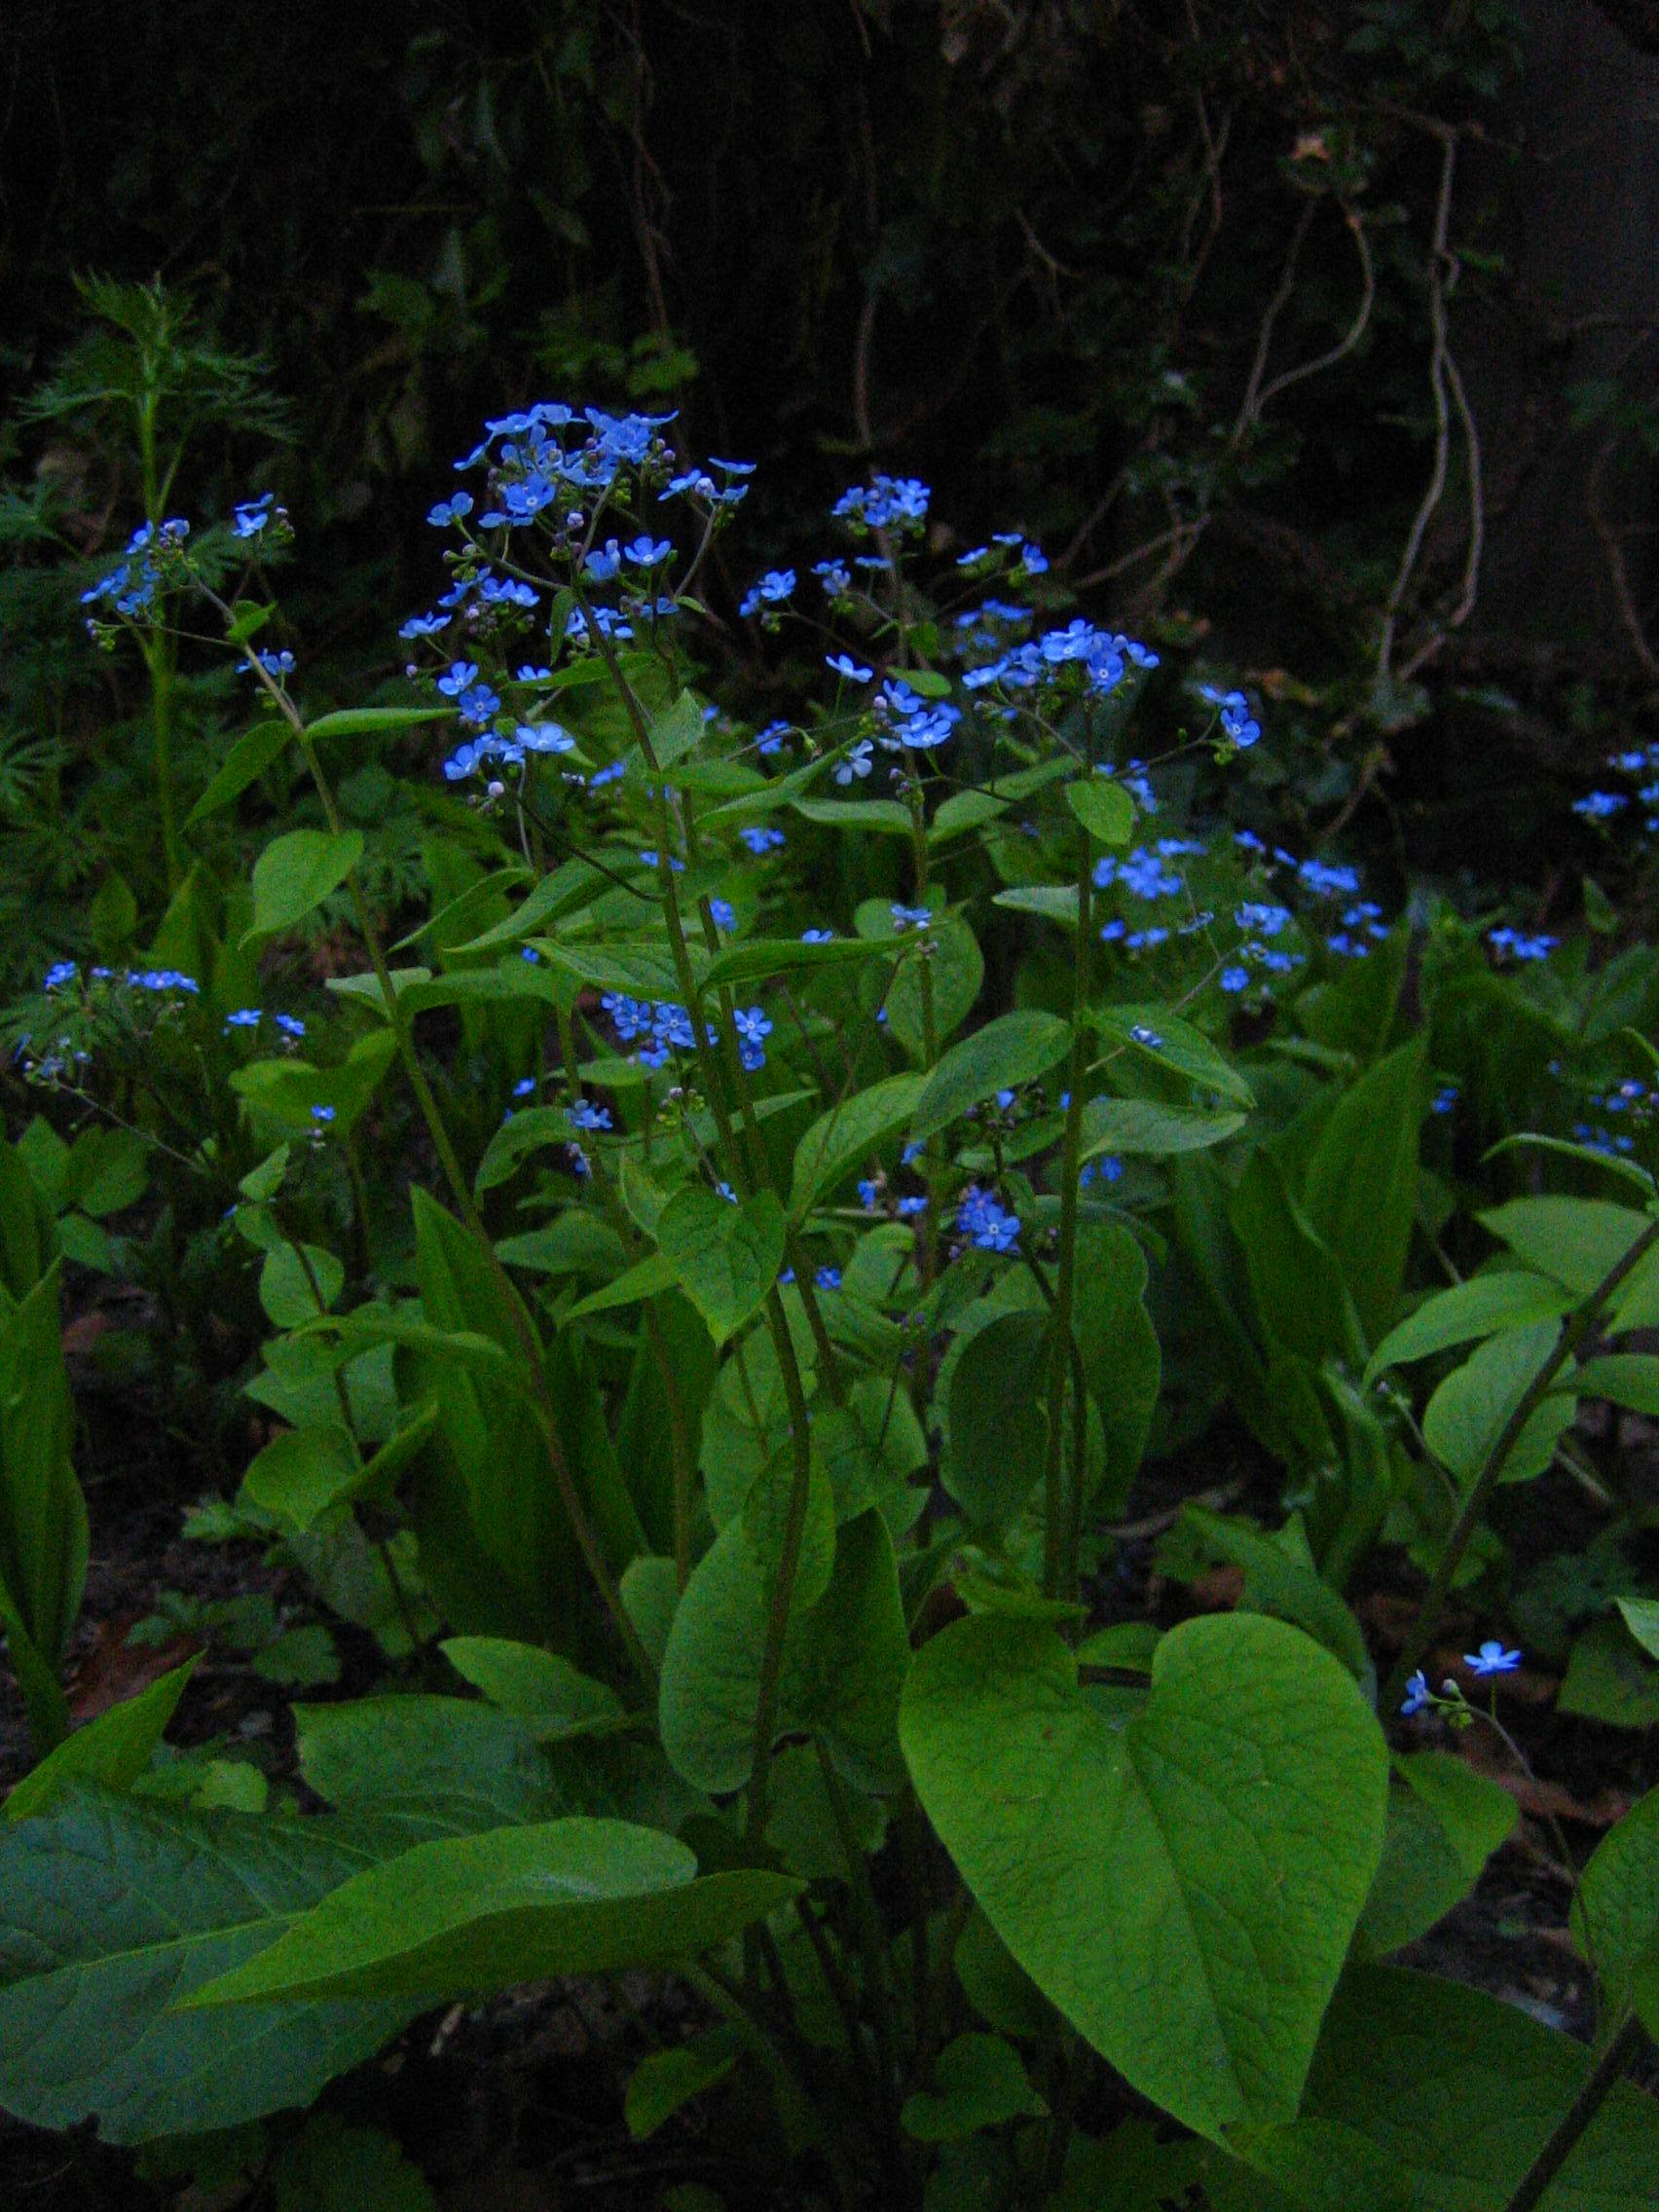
[897,1195,928,1216]
[1488,927,1557,962]
[1574,791,1628,821]
[437,659,480,696]
[624,535,672,568]
[426,493,474,529]
[583,538,623,582]
[310,1104,336,1124]
[826,652,874,682]
[1129,1024,1163,1049]
[224,1007,262,1030]
[815,1265,842,1290]
[832,475,931,531]
[956,1184,1020,1253]
[1431,1085,1458,1115]
[739,568,796,617]
[858,1178,880,1210]
[233,493,277,538]
[739,826,786,855]
[567,1100,612,1131]
[1464,1641,1522,1677]
[710,898,736,931]
[1399,1671,1432,1716]
[813,559,852,596]
[1220,967,1250,993]
[801,927,834,943]
[515,721,575,755]
[274,1014,306,1040]
[891,904,933,932]
[456,683,502,729]
[756,719,792,756]
[833,740,873,784]
[513,1076,537,1098]
[733,1006,772,1046]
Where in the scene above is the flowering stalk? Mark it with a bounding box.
[1384,1214,1659,1713]
[1043,818,1093,1604]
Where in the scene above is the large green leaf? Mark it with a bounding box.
[656,1187,786,1345]
[246,829,364,940]
[183,1819,798,2008]
[909,1012,1074,1142]
[886,912,982,1061]
[1064,776,1135,847]
[660,1508,908,1794]
[0,1784,417,2142]
[900,1611,1387,2141]
[184,720,291,827]
[295,1695,567,1840]
[1276,1964,1659,2210]
[1230,1148,1365,1368]
[1089,1005,1255,1109]
[1572,1781,1659,2013]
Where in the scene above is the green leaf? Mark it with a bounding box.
[1229,1149,1365,1368]
[886,912,982,1061]
[655,1188,786,1345]
[303,706,453,741]
[295,1696,564,1840]
[1559,1616,1659,1729]
[1288,1964,1659,2210]
[909,1013,1073,1143]
[185,721,291,828]
[1078,1097,1245,1160]
[246,830,364,941]
[0,1266,87,1687]
[943,1310,1049,1529]
[182,1820,799,2008]
[1090,1005,1255,1109]
[1179,1507,1370,1681]
[900,2032,1045,2142]
[1572,1781,1659,2010]
[532,937,698,1005]
[1421,1322,1574,1487]
[1302,1042,1424,1346]
[625,2032,739,2141]
[789,1074,928,1220]
[0,1784,416,2141]
[1358,1751,1518,1958]
[661,1509,908,1794]
[565,1250,681,1319]
[900,1611,1387,2142]
[474,1107,577,1195]
[702,936,891,990]
[272,2113,437,2212]
[1564,1353,1659,1416]
[440,1638,628,1742]
[1064,778,1135,847]
[792,796,913,834]
[991,884,1082,925]
[1478,1197,1659,1326]
[1616,1596,1659,1662]
[238,1425,361,1535]
[929,790,1008,847]
[1364,1271,1574,1382]
[3,1659,199,1824]
[258,1242,345,1328]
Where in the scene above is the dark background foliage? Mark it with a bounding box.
[6,0,1659,909]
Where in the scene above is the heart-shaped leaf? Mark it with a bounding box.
[656,1188,786,1345]
[901,1610,1387,2141]
[246,829,364,942]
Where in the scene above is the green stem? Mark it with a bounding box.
[684,1962,858,2211]
[1383,1215,1659,1712]
[1043,826,1092,1603]
[815,1740,900,2136]
[1496,2009,1646,2212]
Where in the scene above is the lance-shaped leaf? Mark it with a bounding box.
[182,1819,798,2008]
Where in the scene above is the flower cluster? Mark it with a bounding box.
[956,1185,1021,1253]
